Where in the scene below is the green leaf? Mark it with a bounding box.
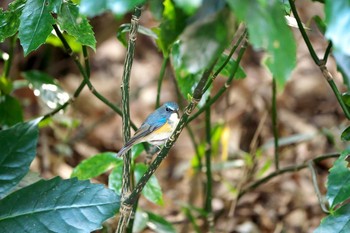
[71,152,120,180]
[227,0,296,88]
[154,0,187,56]
[313,15,326,34]
[176,8,233,74]
[280,0,291,14]
[108,163,123,195]
[341,126,350,141]
[171,42,211,108]
[135,163,163,205]
[326,149,350,209]
[18,0,61,55]
[46,33,82,52]
[133,210,149,233]
[173,0,202,15]
[146,212,176,233]
[0,95,23,127]
[343,93,350,107]
[0,177,120,232]
[0,118,41,198]
[22,70,70,109]
[314,202,350,233]
[325,0,350,56]
[79,0,146,17]
[214,53,246,79]
[131,143,145,160]
[117,23,158,47]
[0,0,25,42]
[57,1,96,50]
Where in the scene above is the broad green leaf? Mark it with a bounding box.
[177,8,233,74]
[325,0,350,56]
[0,177,120,232]
[71,152,120,180]
[22,70,70,109]
[0,0,25,42]
[117,23,158,47]
[0,76,13,94]
[57,1,96,50]
[227,0,296,88]
[131,143,145,160]
[214,53,246,79]
[280,0,291,14]
[18,0,61,55]
[133,210,149,233]
[173,0,202,15]
[0,95,23,127]
[108,163,123,195]
[314,202,350,233]
[154,0,187,56]
[341,126,350,141]
[342,93,350,107]
[135,163,163,205]
[171,42,211,108]
[0,118,41,198]
[46,33,82,52]
[79,0,146,17]
[326,149,350,209]
[146,212,176,233]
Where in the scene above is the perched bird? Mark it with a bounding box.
[116,102,180,157]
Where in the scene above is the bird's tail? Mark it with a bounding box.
[116,144,133,157]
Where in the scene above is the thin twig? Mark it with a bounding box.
[52,25,138,130]
[272,78,279,170]
[202,29,247,97]
[204,97,214,232]
[323,42,332,63]
[238,153,340,199]
[3,35,16,79]
[186,125,202,171]
[187,40,248,124]
[308,161,329,213]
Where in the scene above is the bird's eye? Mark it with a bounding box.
[166,107,171,112]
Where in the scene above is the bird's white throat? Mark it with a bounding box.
[169,112,180,127]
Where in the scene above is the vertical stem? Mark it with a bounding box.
[82,46,90,78]
[289,0,320,65]
[272,78,279,170]
[204,97,214,232]
[3,35,16,79]
[117,6,142,233]
[155,56,169,108]
[186,125,202,171]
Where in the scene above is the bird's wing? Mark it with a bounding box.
[116,118,166,157]
[127,120,165,146]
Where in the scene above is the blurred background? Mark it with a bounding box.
[0,0,348,232]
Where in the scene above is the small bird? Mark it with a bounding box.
[116,102,180,157]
